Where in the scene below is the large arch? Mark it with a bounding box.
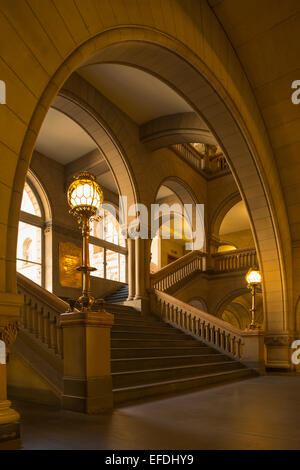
[1,9,291,367]
[54,75,139,210]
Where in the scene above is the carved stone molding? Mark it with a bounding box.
[264,335,294,347]
[0,321,20,356]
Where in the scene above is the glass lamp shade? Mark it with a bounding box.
[67,171,103,212]
[246,267,262,285]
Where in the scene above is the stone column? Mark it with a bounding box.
[0,313,21,442]
[59,308,114,414]
[134,237,144,300]
[127,238,135,300]
[144,238,151,294]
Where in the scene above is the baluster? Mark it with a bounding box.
[192,316,196,334]
[167,303,171,321]
[188,314,192,332]
[176,307,180,326]
[212,326,216,345]
[216,328,221,347]
[231,337,236,356]
[32,303,39,337]
[209,325,213,342]
[221,331,226,349]
[43,311,50,347]
[49,314,57,351]
[199,321,204,338]
[182,311,186,329]
[196,318,200,336]
[57,323,63,358]
[37,305,44,340]
[226,334,231,353]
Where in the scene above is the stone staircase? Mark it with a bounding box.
[104,284,129,303]
[110,306,256,405]
[15,274,258,408]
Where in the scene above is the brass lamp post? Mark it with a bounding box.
[246,266,262,330]
[67,171,103,312]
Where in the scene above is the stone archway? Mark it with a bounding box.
[154,176,205,249]
[2,20,291,367]
[210,192,242,244]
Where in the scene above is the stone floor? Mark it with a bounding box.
[1,375,300,450]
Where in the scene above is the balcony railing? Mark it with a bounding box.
[171,143,229,175]
[150,247,257,293]
[212,248,257,272]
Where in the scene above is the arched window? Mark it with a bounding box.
[89,209,127,283]
[17,181,44,286]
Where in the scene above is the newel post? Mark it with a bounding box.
[241,330,265,374]
[59,308,114,414]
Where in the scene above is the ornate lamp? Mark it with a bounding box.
[67,171,103,311]
[246,266,262,329]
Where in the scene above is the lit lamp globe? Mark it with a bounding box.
[246,266,262,330]
[67,171,103,311]
[246,267,262,287]
[67,171,103,219]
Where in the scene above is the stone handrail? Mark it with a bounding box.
[151,289,264,372]
[212,247,257,272]
[17,273,67,359]
[150,250,206,291]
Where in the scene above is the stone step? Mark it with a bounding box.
[112,361,242,388]
[113,314,160,323]
[111,346,216,359]
[111,329,186,340]
[113,319,175,329]
[104,306,137,316]
[111,353,231,372]
[113,369,256,405]
[111,338,199,348]
[110,312,159,324]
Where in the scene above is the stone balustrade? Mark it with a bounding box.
[212,248,257,272]
[172,143,201,170]
[151,289,265,372]
[171,143,229,174]
[17,273,67,360]
[150,250,206,292]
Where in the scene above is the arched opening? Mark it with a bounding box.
[188,298,207,312]
[17,175,51,288]
[217,200,255,252]
[7,32,290,369]
[216,291,263,330]
[150,179,203,273]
